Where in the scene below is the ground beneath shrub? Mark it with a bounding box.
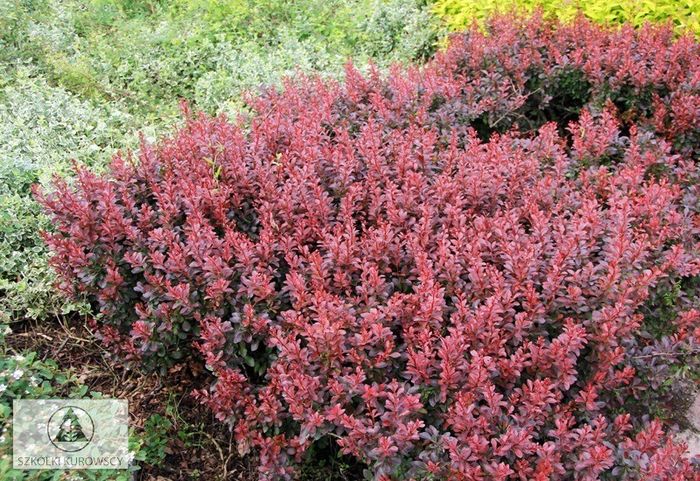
[8,316,257,481]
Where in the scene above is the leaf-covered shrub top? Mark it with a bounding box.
[433,0,700,37]
[38,17,700,480]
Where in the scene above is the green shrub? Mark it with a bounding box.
[359,0,441,62]
[0,75,129,189]
[11,0,441,121]
[433,0,700,36]
[0,0,50,72]
[0,76,129,322]
[3,0,441,136]
[0,194,87,323]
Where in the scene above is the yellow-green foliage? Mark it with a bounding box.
[433,0,700,36]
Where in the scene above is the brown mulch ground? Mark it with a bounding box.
[8,315,257,481]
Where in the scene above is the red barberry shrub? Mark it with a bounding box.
[38,17,700,481]
[334,15,699,154]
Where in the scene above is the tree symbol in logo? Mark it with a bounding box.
[47,405,94,452]
[53,408,88,443]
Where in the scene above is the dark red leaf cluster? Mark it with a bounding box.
[37,16,700,480]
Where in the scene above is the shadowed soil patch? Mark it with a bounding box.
[7,315,256,481]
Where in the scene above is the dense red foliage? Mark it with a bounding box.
[336,16,700,154]
[38,17,700,480]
